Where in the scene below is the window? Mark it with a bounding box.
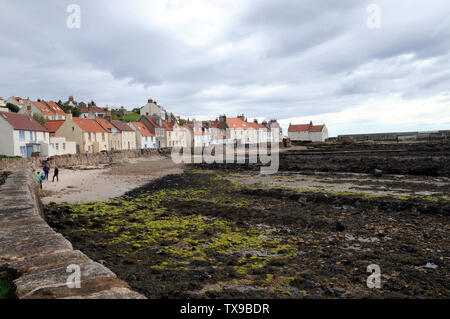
[88,133,91,141]
[55,143,59,150]
[29,131,33,140]
[63,143,66,150]
[20,146,26,157]
[102,133,105,141]
[72,127,75,132]
[19,130,25,141]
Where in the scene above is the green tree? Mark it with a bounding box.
[60,104,81,117]
[132,108,141,115]
[5,103,20,113]
[33,113,46,125]
[71,107,82,117]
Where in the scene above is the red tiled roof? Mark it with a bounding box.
[209,120,219,128]
[111,120,134,132]
[72,118,108,133]
[0,111,48,132]
[45,101,66,116]
[226,118,254,130]
[44,120,65,133]
[79,105,107,114]
[289,123,325,133]
[130,122,154,137]
[10,97,27,105]
[95,118,116,132]
[32,101,54,116]
[161,122,173,131]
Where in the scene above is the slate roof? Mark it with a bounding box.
[0,111,49,132]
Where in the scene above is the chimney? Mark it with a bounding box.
[148,98,153,103]
[27,104,32,114]
[237,114,246,121]
[254,119,258,124]
[219,115,227,124]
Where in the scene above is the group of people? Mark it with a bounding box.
[37,164,59,190]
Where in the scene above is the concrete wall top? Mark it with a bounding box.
[0,169,146,299]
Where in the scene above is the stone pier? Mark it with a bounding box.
[0,169,145,299]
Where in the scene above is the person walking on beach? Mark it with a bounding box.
[37,171,43,190]
[52,166,59,182]
[43,164,50,180]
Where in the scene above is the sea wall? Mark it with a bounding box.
[0,169,146,299]
[0,147,172,170]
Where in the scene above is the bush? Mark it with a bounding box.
[61,104,81,117]
[33,113,46,125]
[6,103,20,113]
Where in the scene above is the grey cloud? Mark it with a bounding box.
[0,0,449,129]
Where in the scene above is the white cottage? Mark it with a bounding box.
[288,122,328,142]
[129,122,156,149]
[0,111,50,157]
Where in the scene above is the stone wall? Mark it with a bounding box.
[0,148,172,170]
[0,169,146,299]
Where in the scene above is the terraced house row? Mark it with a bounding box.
[0,96,284,158]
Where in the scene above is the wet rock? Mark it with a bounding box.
[335,221,346,232]
[421,263,438,270]
[373,169,383,177]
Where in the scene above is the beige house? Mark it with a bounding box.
[96,118,122,150]
[161,121,189,147]
[111,120,136,150]
[55,114,109,153]
[140,99,166,121]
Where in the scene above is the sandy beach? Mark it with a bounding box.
[40,156,184,204]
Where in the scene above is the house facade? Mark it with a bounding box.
[111,120,136,150]
[95,118,122,150]
[79,102,109,119]
[129,122,156,149]
[288,122,328,142]
[0,111,50,157]
[7,97,29,109]
[55,115,109,153]
[44,120,78,156]
[140,115,166,148]
[140,99,166,121]
[19,100,66,120]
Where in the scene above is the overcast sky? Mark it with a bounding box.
[1,0,449,136]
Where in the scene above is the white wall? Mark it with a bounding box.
[13,130,50,157]
[0,117,14,156]
[49,136,77,156]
